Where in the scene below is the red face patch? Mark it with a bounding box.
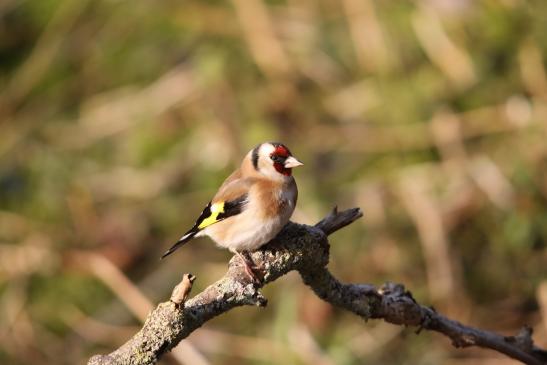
[273,162,292,176]
[273,145,290,158]
[270,143,292,176]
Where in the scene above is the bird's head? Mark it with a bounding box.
[251,142,303,180]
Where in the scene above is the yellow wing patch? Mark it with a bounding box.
[198,202,225,229]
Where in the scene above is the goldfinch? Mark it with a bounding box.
[162,142,303,281]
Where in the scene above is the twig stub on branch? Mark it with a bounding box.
[170,273,196,306]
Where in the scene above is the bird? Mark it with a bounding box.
[161,142,303,282]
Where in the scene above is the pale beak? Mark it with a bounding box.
[284,156,304,168]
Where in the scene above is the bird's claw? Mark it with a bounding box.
[237,251,264,285]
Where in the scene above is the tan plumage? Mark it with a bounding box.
[162,142,303,272]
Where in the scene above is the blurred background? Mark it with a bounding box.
[1,0,547,364]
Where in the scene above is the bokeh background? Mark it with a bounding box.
[1,0,547,364]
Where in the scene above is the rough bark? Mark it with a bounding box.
[88,207,547,365]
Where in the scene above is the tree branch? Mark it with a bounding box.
[88,207,547,365]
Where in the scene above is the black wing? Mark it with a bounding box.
[161,194,248,259]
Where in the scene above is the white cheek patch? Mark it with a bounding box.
[257,144,279,178]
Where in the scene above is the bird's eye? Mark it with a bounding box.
[271,155,284,163]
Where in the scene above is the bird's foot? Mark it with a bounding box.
[236,251,264,285]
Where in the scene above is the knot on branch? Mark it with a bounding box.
[377,282,423,327]
[504,326,541,355]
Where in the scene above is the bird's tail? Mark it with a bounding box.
[161,230,198,259]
